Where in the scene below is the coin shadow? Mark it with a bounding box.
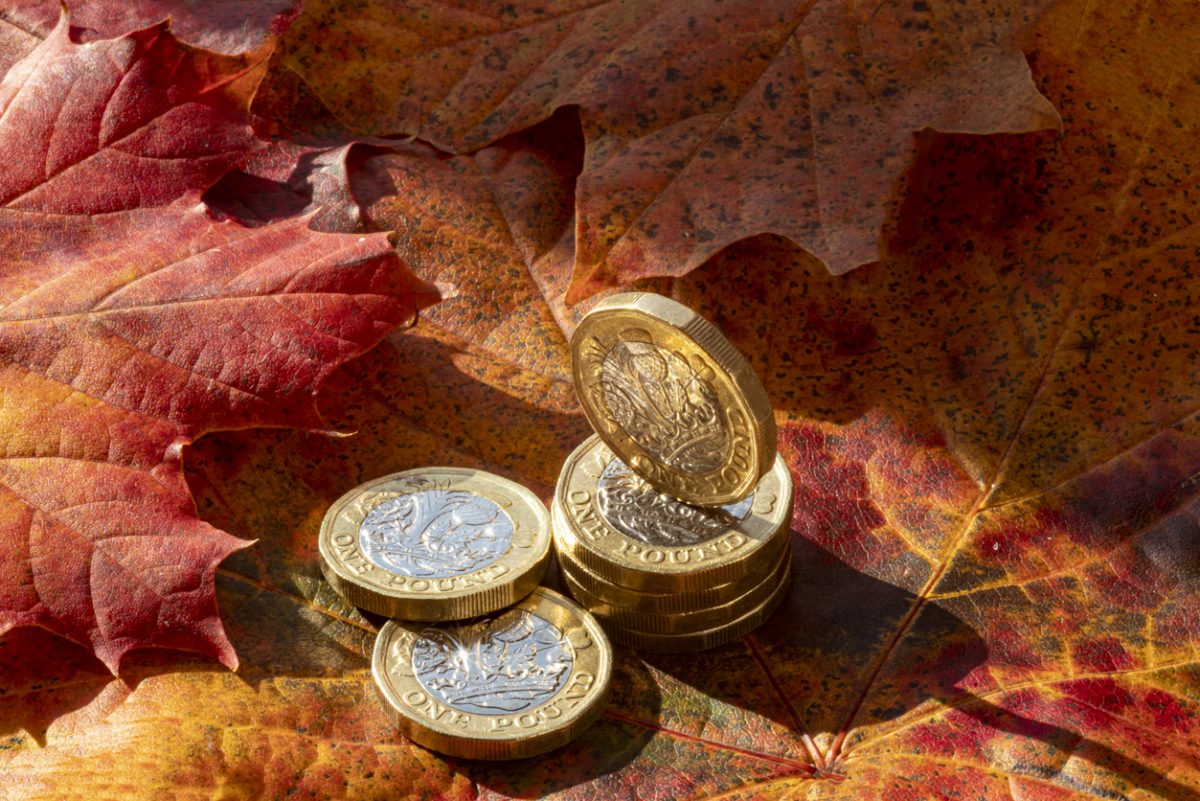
[752,534,991,733]
[593,533,985,768]
[722,536,1195,800]
[454,654,661,798]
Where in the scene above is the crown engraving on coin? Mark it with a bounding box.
[411,611,575,715]
[596,329,729,475]
[596,458,753,547]
[359,481,514,579]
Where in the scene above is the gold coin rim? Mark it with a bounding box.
[603,560,792,654]
[319,467,551,620]
[561,542,791,634]
[554,435,793,592]
[371,587,613,760]
[552,503,771,613]
[570,291,776,505]
[552,501,787,613]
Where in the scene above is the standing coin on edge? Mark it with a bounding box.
[320,468,551,621]
[570,292,776,506]
[554,435,793,593]
[373,587,613,759]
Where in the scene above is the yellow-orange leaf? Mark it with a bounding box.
[3,1,1199,800]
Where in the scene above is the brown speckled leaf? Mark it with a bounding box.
[4,0,1200,799]
[206,109,605,372]
[267,0,1059,301]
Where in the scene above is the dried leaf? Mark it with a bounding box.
[0,10,37,75]
[270,0,1059,300]
[0,14,263,212]
[0,0,298,54]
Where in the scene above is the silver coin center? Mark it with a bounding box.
[358,488,513,579]
[599,331,729,474]
[411,610,574,715]
[597,457,753,547]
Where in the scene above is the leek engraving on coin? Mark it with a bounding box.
[411,611,574,715]
[597,458,754,546]
[599,329,728,474]
[358,484,514,579]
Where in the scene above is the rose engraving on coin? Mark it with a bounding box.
[596,458,753,546]
[598,329,728,475]
[411,610,574,715]
[359,484,513,579]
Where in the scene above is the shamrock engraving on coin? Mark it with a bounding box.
[571,292,776,505]
[320,468,551,620]
[373,588,613,759]
[554,435,792,592]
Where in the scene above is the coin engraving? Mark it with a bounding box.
[359,484,513,579]
[596,458,753,546]
[598,329,728,474]
[411,610,575,716]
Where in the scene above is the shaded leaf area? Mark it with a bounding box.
[0,0,298,54]
[750,0,1200,795]
[0,20,438,673]
[4,1,1200,800]
[265,0,1059,301]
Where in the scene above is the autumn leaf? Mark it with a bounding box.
[0,18,439,672]
[0,8,36,76]
[5,0,1200,800]
[0,0,299,54]
[206,108,602,372]
[267,0,1060,301]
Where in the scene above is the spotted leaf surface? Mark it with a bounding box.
[0,0,298,53]
[269,0,1059,301]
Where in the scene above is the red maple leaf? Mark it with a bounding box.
[0,16,439,672]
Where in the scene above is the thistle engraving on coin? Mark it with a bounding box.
[598,329,728,474]
[596,458,753,546]
[411,611,575,715]
[358,482,514,578]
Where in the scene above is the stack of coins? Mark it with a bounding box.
[554,293,790,652]
[318,467,613,759]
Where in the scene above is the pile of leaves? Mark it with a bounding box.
[1,1,1197,799]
